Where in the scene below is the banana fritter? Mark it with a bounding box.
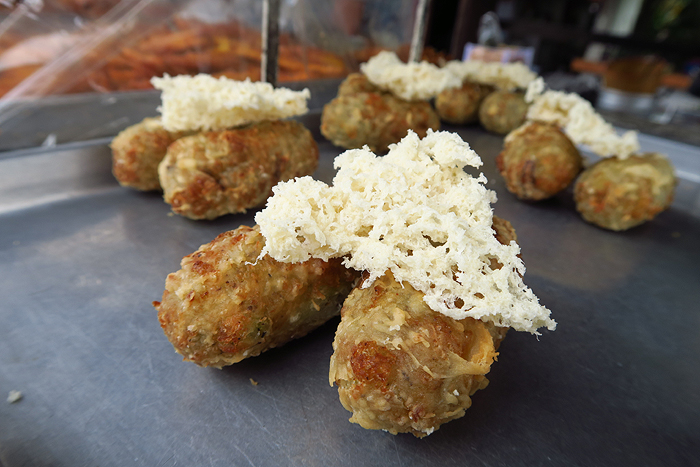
[478,90,528,135]
[158,120,318,220]
[111,118,189,191]
[497,122,583,201]
[329,216,515,437]
[435,81,494,125]
[155,225,360,368]
[320,73,440,153]
[336,72,382,96]
[574,153,675,231]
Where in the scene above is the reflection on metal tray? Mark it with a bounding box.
[0,78,342,153]
[0,124,699,466]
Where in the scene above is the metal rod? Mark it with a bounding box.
[408,0,431,63]
[261,0,281,86]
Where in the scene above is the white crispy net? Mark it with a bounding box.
[443,59,538,91]
[151,74,310,132]
[360,51,461,101]
[256,130,555,334]
[524,77,640,158]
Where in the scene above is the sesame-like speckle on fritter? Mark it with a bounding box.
[111,118,190,191]
[158,120,318,220]
[155,225,359,368]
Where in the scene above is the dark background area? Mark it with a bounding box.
[425,0,700,74]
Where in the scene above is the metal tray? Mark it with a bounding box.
[1,123,699,467]
[0,79,342,153]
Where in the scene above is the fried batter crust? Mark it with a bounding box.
[435,81,494,125]
[337,72,382,96]
[320,74,440,153]
[497,122,583,200]
[155,225,359,368]
[478,90,528,135]
[329,272,497,437]
[329,216,514,437]
[111,118,189,191]
[574,153,675,231]
[158,120,318,220]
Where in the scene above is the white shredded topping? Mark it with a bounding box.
[444,60,538,91]
[360,51,461,101]
[151,74,310,132]
[7,390,22,403]
[256,130,555,334]
[524,77,639,158]
[524,76,546,103]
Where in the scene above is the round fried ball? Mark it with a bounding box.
[435,81,494,125]
[574,153,675,231]
[497,122,583,200]
[329,272,498,438]
[478,90,528,134]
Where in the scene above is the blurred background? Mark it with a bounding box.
[0,0,698,150]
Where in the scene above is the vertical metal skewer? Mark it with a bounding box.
[408,0,431,63]
[261,0,281,86]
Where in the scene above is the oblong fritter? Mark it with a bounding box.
[337,72,382,96]
[111,118,189,191]
[435,81,494,125]
[321,74,440,153]
[329,216,514,437]
[158,120,318,220]
[574,153,675,231]
[329,272,499,438]
[155,225,360,368]
[497,122,583,201]
[478,90,528,135]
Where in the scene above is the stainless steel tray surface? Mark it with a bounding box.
[1,124,699,467]
[0,80,341,154]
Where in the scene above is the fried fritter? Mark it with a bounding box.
[320,74,440,153]
[155,225,360,368]
[497,122,583,201]
[329,272,498,437]
[478,90,528,135]
[435,81,494,125]
[337,72,381,96]
[329,216,514,437]
[574,153,675,231]
[158,120,318,220]
[111,118,189,191]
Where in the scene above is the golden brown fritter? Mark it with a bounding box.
[337,72,382,96]
[111,118,189,191]
[158,120,318,220]
[491,214,517,248]
[478,90,528,134]
[435,81,494,125]
[497,122,583,201]
[320,74,440,153]
[329,272,498,437]
[574,153,675,231]
[155,225,360,368]
[329,216,514,437]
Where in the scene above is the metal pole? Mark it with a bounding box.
[261,0,281,86]
[408,0,431,63]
